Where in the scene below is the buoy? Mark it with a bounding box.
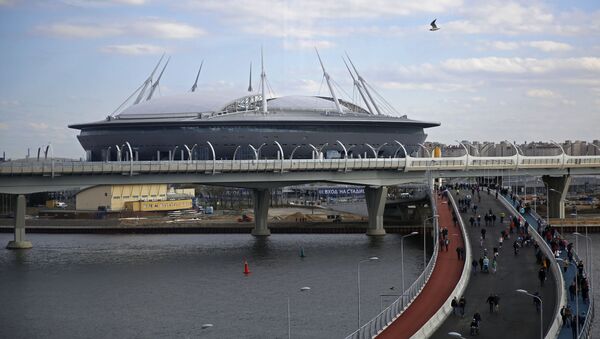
[299,247,306,258]
[243,260,251,275]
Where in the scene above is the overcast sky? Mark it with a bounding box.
[0,0,599,159]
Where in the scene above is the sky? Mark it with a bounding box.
[0,0,599,159]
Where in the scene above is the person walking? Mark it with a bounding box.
[486,294,495,313]
[451,297,458,315]
[472,259,479,275]
[481,228,487,240]
[513,240,519,255]
[538,267,547,287]
[456,246,462,260]
[459,296,466,317]
[469,216,475,227]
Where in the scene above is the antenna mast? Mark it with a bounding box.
[134,53,165,105]
[146,56,170,101]
[260,48,267,114]
[248,62,253,92]
[343,57,373,114]
[191,60,203,92]
[315,48,343,114]
[346,53,382,115]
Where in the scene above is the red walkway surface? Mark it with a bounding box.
[378,196,465,339]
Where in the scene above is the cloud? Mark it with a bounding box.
[36,19,205,39]
[527,40,573,52]
[485,40,573,52]
[442,57,600,74]
[526,89,557,98]
[0,122,8,130]
[100,44,166,55]
[29,122,49,130]
[187,0,463,38]
[62,0,146,6]
[283,39,334,50]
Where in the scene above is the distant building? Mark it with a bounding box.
[75,184,194,211]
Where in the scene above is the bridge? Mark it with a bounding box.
[0,152,596,338]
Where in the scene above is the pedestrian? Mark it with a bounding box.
[444,238,450,252]
[499,235,504,249]
[569,281,576,301]
[451,297,458,315]
[487,294,495,313]
[479,256,484,271]
[459,296,466,317]
[472,259,478,275]
[492,214,497,226]
[500,212,505,224]
[456,246,462,260]
[493,294,500,312]
[538,267,546,287]
[492,257,497,274]
[481,228,486,240]
[469,216,475,227]
[477,214,481,227]
[513,240,519,255]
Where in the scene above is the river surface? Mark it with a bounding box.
[0,233,427,339]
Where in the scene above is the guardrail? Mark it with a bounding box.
[409,191,472,338]
[2,153,600,177]
[344,190,440,339]
[497,195,566,339]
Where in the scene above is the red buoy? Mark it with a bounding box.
[243,260,251,275]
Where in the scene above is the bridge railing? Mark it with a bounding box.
[2,154,600,177]
[344,189,440,339]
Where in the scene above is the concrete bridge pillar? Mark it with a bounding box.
[6,194,32,249]
[251,188,271,237]
[365,186,387,236]
[542,175,571,219]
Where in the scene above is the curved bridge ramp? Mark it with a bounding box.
[430,189,557,338]
[376,195,465,338]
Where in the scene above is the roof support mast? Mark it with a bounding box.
[191,60,204,92]
[343,57,373,114]
[260,48,267,114]
[346,53,382,115]
[315,48,343,114]
[134,53,165,105]
[146,57,170,101]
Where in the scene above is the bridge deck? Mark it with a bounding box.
[431,191,557,338]
[377,196,464,339]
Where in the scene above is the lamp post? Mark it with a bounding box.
[401,232,419,298]
[288,286,311,339]
[357,257,379,329]
[423,215,439,269]
[516,289,543,339]
[557,257,579,334]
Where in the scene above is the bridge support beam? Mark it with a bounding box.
[6,194,32,249]
[251,188,271,237]
[542,175,571,219]
[365,186,387,236]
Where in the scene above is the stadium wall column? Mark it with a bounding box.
[251,188,271,236]
[365,186,387,236]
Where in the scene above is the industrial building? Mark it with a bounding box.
[75,184,194,212]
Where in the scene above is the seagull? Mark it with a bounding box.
[430,19,440,31]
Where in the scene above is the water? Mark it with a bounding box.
[0,233,426,339]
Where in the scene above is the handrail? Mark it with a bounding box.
[497,194,565,339]
[344,189,440,339]
[409,191,471,338]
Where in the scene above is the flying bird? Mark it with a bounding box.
[430,19,440,31]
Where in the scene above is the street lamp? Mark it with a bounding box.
[557,257,579,334]
[516,289,543,339]
[288,286,311,339]
[448,332,466,339]
[357,257,379,329]
[423,216,439,269]
[201,324,213,330]
[402,232,419,298]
